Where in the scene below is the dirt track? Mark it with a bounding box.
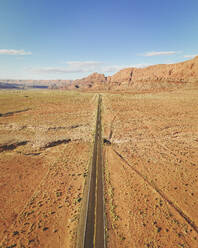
[112,148,198,233]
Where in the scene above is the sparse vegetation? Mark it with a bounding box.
[1,85,198,247]
[102,86,198,247]
[0,90,98,247]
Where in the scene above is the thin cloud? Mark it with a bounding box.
[33,61,126,74]
[66,61,103,66]
[34,67,84,74]
[65,61,104,72]
[103,64,148,73]
[0,49,32,55]
[183,54,197,59]
[141,51,178,57]
[32,61,149,75]
[34,61,103,74]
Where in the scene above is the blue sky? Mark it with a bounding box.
[0,0,198,80]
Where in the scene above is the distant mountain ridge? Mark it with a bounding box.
[1,56,198,91]
[67,56,198,91]
[0,80,71,89]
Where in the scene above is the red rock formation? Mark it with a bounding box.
[1,56,198,91]
[69,72,107,90]
[108,56,198,90]
[66,56,198,91]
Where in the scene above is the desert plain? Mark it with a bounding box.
[0,82,198,248]
[0,90,97,247]
[102,85,198,248]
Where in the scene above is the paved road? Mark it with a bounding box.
[84,94,105,248]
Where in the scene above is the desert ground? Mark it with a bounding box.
[102,84,198,247]
[0,84,198,247]
[0,90,97,247]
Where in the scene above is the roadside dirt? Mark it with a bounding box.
[0,90,97,247]
[1,142,91,247]
[102,86,198,247]
[1,87,198,247]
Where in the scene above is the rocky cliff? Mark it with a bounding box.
[67,72,107,90]
[1,56,198,91]
[108,56,198,90]
[66,56,198,91]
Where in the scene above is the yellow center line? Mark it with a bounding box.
[93,133,99,247]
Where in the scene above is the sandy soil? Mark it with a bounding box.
[102,85,198,247]
[0,90,97,247]
[1,86,198,247]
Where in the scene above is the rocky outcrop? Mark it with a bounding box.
[66,56,198,91]
[108,56,198,90]
[69,72,107,90]
[108,68,134,88]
